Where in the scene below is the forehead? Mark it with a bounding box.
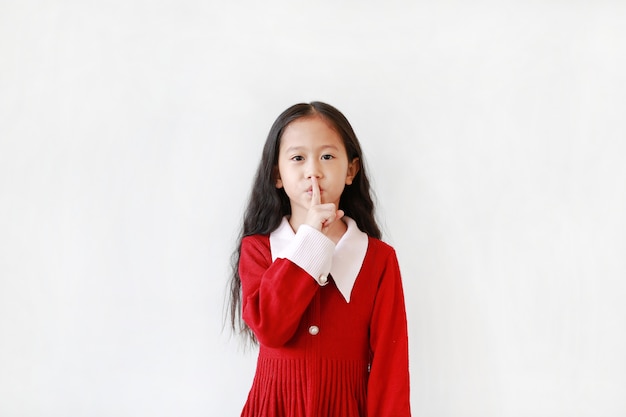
[280,116,344,150]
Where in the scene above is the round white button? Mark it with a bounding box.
[319,274,328,285]
[308,325,319,335]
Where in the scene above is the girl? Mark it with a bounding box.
[228,102,411,417]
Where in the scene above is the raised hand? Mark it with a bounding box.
[305,176,344,233]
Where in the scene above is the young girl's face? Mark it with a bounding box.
[275,115,359,220]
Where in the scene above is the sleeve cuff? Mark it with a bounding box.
[280,224,334,285]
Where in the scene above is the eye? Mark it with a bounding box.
[290,155,304,161]
[321,154,334,160]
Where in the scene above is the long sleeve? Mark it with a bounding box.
[367,248,412,416]
[239,230,333,348]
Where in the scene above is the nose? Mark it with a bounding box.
[305,159,322,179]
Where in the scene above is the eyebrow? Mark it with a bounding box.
[284,144,340,153]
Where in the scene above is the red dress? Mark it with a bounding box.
[239,218,411,417]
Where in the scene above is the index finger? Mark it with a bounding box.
[310,176,321,206]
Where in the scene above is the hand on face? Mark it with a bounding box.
[305,176,344,233]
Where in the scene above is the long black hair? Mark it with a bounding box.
[227,101,381,343]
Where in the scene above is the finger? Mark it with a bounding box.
[310,176,321,206]
[322,207,344,229]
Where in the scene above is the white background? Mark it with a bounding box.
[1,1,625,416]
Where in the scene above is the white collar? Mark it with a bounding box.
[270,216,369,303]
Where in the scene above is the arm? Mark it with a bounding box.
[241,177,342,347]
[239,228,333,348]
[367,248,412,416]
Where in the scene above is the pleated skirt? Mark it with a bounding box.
[241,356,369,417]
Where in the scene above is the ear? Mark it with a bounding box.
[274,166,283,189]
[345,157,360,185]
